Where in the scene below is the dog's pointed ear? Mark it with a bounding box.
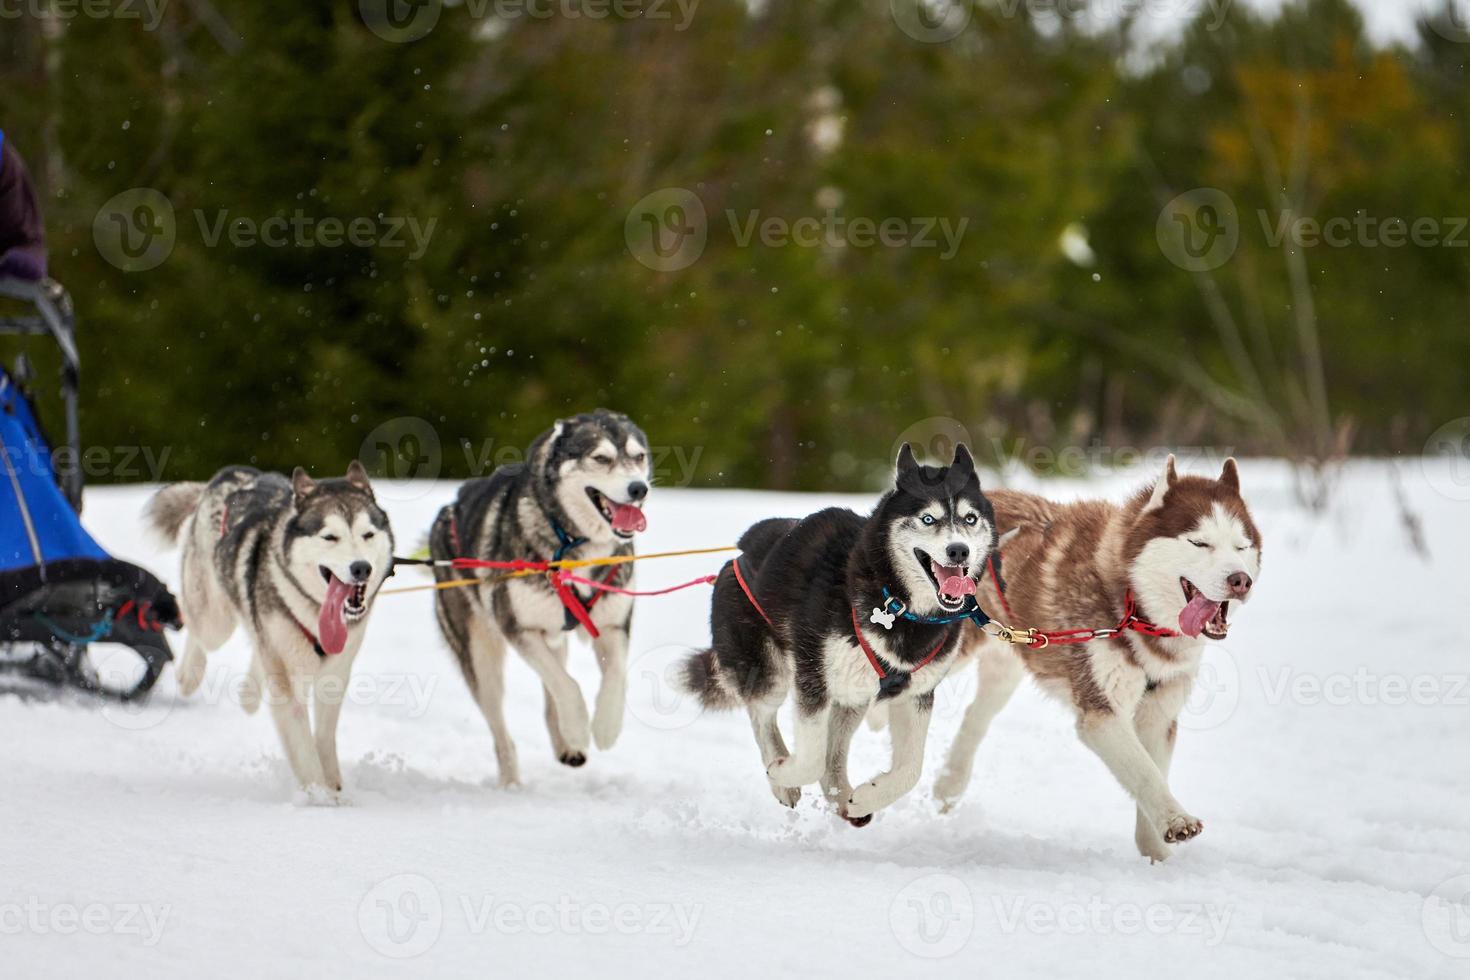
[896,442,919,476]
[950,442,975,480]
[1143,454,1177,512]
[292,467,316,503]
[1219,457,1240,494]
[345,459,374,498]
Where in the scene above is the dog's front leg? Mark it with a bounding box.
[847,692,934,818]
[935,640,1025,811]
[767,703,830,788]
[1132,676,1191,862]
[517,631,590,765]
[821,704,866,821]
[1076,707,1201,847]
[312,657,353,794]
[589,625,628,751]
[262,657,328,794]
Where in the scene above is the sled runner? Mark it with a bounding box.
[0,278,179,700]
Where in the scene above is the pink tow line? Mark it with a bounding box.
[556,572,718,597]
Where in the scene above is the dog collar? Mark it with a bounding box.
[869,588,991,631]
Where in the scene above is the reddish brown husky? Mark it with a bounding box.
[935,455,1261,862]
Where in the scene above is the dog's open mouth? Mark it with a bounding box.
[1179,577,1229,640]
[915,548,977,612]
[316,567,369,656]
[586,487,647,539]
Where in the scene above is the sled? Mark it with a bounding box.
[0,277,179,700]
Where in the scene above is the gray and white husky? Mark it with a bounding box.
[146,463,394,798]
[679,444,998,824]
[429,409,651,785]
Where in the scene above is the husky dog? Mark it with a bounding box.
[429,409,651,785]
[680,444,997,823]
[934,455,1261,861]
[146,463,393,797]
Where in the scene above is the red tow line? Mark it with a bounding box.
[984,555,1178,649]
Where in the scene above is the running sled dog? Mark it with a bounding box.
[430,410,651,785]
[146,463,394,798]
[681,444,997,824]
[935,455,1261,861]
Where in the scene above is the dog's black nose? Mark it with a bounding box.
[627,480,649,502]
[349,561,372,583]
[945,543,970,566]
[1227,571,1252,596]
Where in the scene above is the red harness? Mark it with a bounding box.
[985,556,1178,648]
[731,557,947,682]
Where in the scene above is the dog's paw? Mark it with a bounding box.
[1161,811,1204,844]
[296,784,342,807]
[768,783,802,808]
[766,756,818,788]
[844,813,873,828]
[176,652,205,697]
[845,782,884,819]
[591,706,623,751]
[933,768,969,814]
[558,751,587,768]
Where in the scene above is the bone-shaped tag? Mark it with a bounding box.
[870,607,896,630]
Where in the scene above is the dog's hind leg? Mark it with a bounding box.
[589,625,628,751]
[935,641,1024,811]
[766,704,829,788]
[1132,676,1190,862]
[518,632,590,766]
[748,700,800,807]
[174,544,235,697]
[822,704,866,823]
[468,622,520,786]
[847,693,935,819]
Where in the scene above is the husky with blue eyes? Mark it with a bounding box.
[679,444,998,824]
[146,462,394,799]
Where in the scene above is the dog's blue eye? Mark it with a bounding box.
[964,514,978,525]
[921,515,936,526]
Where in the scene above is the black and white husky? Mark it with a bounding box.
[429,409,651,785]
[679,444,997,823]
[146,463,394,798]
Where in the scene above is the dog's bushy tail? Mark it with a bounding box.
[145,482,205,546]
[679,649,739,711]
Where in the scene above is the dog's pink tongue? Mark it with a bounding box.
[932,562,976,599]
[317,575,352,655]
[610,503,647,534]
[1178,593,1221,638]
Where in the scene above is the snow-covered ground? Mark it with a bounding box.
[3,460,1468,978]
